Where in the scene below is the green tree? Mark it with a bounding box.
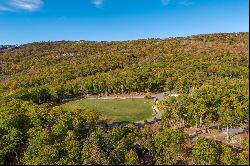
[218,96,247,140]
[124,150,139,165]
[236,152,249,165]
[81,129,108,165]
[192,137,222,165]
[155,128,188,165]
[220,143,236,165]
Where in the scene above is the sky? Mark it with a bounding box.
[0,0,249,45]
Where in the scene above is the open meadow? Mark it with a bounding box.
[61,98,153,122]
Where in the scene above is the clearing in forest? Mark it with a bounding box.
[61,98,153,123]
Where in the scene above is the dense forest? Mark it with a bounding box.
[0,32,249,165]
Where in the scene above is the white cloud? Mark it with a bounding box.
[92,0,104,8]
[10,0,43,11]
[0,0,43,12]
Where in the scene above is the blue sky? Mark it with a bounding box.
[0,0,249,45]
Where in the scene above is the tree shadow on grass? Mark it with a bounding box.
[97,119,146,129]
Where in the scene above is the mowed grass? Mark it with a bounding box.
[61,98,153,122]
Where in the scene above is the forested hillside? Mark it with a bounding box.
[0,32,248,104]
[0,32,249,165]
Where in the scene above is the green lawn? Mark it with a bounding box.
[61,98,153,122]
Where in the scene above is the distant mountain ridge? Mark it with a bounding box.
[0,44,19,51]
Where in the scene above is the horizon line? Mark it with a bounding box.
[1,31,248,46]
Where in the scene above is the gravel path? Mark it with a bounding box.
[135,111,163,124]
[134,93,165,124]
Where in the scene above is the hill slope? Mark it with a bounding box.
[0,32,248,104]
[0,32,249,165]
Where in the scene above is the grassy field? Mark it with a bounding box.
[61,98,153,122]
